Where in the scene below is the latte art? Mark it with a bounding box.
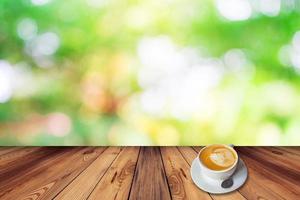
[199,145,237,171]
[209,148,235,168]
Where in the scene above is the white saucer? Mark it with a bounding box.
[190,158,248,194]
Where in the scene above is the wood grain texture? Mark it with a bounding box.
[54,147,122,200]
[277,147,300,156]
[237,147,300,192]
[0,147,21,156]
[239,156,298,200]
[237,149,300,198]
[236,148,288,200]
[0,147,76,197]
[161,147,212,200]
[239,147,300,177]
[0,147,106,200]
[129,147,171,200]
[88,147,139,200]
[0,146,299,200]
[0,147,41,170]
[25,147,106,200]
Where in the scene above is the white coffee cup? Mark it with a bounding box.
[197,144,238,180]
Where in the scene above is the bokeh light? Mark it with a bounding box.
[17,18,38,41]
[215,0,252,21]
[0,0,300,145]
[258,0,281,17]
[31,0,52,6]
[0,61,14,103]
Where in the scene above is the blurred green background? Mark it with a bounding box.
[0,0,300,145]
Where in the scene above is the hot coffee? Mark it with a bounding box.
[199,144,237,171]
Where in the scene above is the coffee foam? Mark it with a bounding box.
[209,148,235,168]
[200,145,237,171]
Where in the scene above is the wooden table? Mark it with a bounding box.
[0,147,299,200]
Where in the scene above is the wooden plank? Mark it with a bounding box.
[0,147,42,170]
[277,147,300,156]
[88,147,139,200]
[233,149,285,200]
[0,147,105,199]
[240,155,299,200]
[160,147,212,200]
[240,147,300,174]
[0,148,85,199]
[238,171,284,200]
[237,147,300,188]
[54,147,122,200]
[0,147,74,195]
[238,150,300,197]
[39,147,107,200]
[210,192,246,200]
[178,147,246,200]
[0,147,21,156]
[260,146,300,163]
[0,146,298,200]
[128,147,171,200]
[192,146,203,154]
